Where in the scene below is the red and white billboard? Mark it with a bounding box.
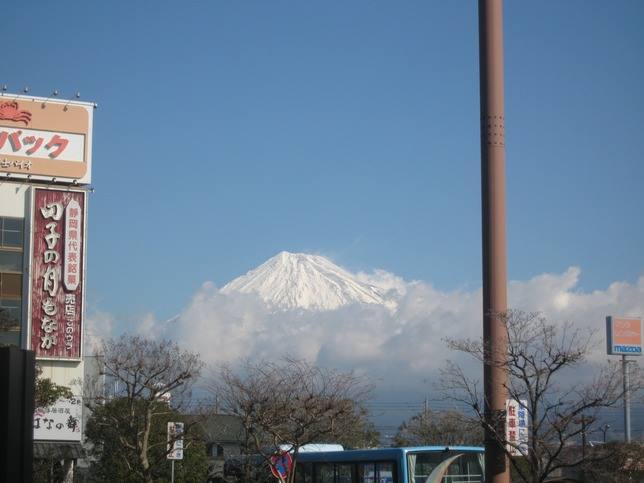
[30,188,86,359]
[0,94,93,184]
[505,399,529,456]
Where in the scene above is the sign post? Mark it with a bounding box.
[606,316,641,442]
[478,1,510,481]
[270,451,293,482]
[167,422,184,483]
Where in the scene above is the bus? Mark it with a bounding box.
[294,446,484,483]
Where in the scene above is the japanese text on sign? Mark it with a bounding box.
[40,200,63,351]
[33,396,82,442]
[167,422,185,460]
[0,127,84,162]
[505,399,529,456]
[31,189,84,359]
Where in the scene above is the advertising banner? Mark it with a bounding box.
[0,93,93,184]
[167,422,185,460]
[505,399,529,456]
[33,396,83,442]
[30,188,85,359]
[606,316,642,356]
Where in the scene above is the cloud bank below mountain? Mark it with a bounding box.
[106,255,644,396]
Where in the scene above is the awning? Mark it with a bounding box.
[33,441,85,460]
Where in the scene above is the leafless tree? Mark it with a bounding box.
[582,441,644,482]
[211,357,374,483]
[440,310,639,483]
[393,408,483,447]
[85,335,204,483]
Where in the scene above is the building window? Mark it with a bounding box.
[1,217,23,248]
[208,443,225,458]
[0,217,24,347]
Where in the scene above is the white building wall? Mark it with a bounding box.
[0,181,29,217]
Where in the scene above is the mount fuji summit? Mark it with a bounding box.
[220,251,394,311]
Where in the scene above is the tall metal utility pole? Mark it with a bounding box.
[623,355,631,442]
[478,1,510,482]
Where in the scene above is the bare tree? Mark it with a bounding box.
[582,441,644,482]
[440,310,638,483]
[393,408,483,447]
[85,335,204,483]
[212,358,374,483]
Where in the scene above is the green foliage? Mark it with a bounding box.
[35,377,74,408]
[85,397,209,483]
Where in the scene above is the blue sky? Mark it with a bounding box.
[5,0,644,323]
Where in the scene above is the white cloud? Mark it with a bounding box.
[135,312,160,337]
[84,309,116,354]
[86,265,643,433]
[154,266,644,394]
[355,269,409,298]
[87,263,643,403]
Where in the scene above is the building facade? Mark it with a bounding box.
[0,92,94,479]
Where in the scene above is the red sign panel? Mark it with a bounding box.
[30,188,85,359]
[270,452,293,480]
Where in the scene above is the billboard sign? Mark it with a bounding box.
[33,396,82,442]
[505,399,529,456]
[0,94,93,184]
[606,316,642,356]
[167,422,184,460]
[29,188,86,359]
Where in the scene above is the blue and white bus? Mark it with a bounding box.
[294,446,484,483]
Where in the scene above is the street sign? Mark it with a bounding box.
[167,422,184,460]
[505,399,529,456]
[270,452,293,480]
[606,316,642,356]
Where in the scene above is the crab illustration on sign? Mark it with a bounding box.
[0,100,32,125]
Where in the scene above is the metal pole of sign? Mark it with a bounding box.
[623,355,631,442]
[171,459,175,483]
[478,1,510,482]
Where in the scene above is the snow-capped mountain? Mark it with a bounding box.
[220,251,390,311]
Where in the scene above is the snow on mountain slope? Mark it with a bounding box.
[220,251,392,311]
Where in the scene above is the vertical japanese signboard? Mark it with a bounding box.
[30,188,85,359]
[505,399,528,456]
[606,316,642,356]
[167,422,184,460]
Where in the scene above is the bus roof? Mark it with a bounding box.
[296,446,484,463]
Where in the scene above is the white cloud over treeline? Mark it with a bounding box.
[81,260,644,412]
[86,265,642,394]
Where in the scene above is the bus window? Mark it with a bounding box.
[408,451,483,483]
[358,462,375,483]
[295,462,313,483]
[443,452,483,482]
[377,462,394,483]
[336,464,352,483]
[316,463,334,483]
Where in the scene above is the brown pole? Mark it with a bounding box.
[479,1,509,482]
